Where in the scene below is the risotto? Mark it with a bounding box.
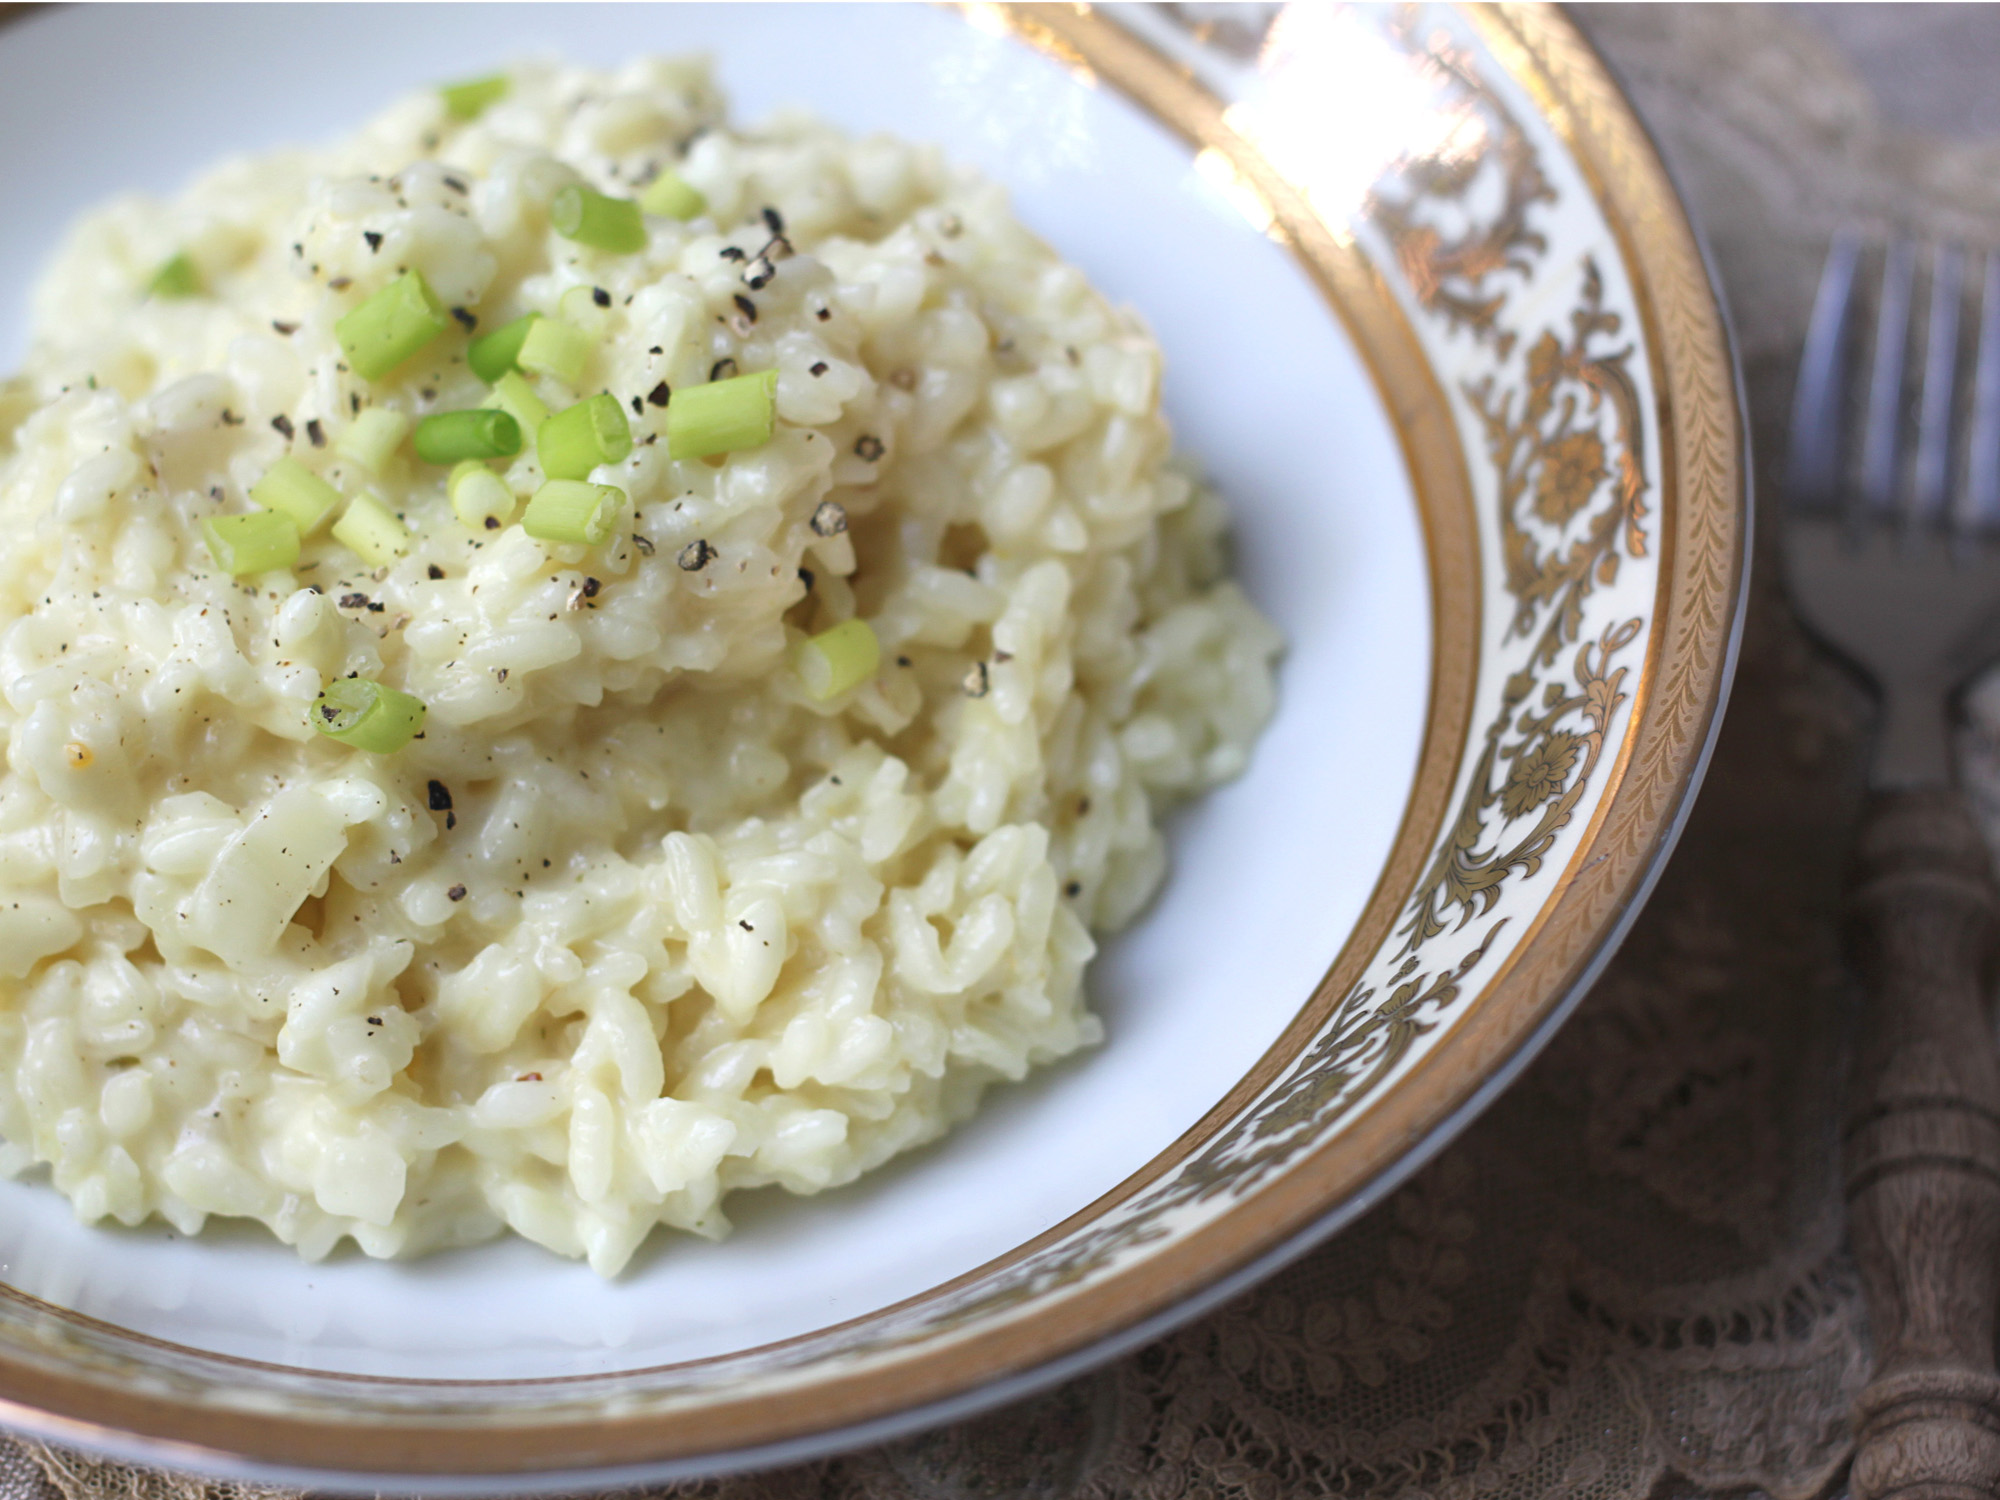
[0,60,1281,1275]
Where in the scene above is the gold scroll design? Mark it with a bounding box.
[1367,24,1556,359]
[1400,258,1649,956]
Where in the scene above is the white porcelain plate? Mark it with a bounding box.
[0,3,1746,1488]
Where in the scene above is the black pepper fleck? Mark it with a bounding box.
[762,205,785,235]
[646,381,671,407]
[853,435,885,462]
[272,320,299,336]
[809,361,828,377]
[305,418,325,448]
[962,661,990,698]
[451,306,477,332]
[427,563,445,580]
[677,539,715,571]
[447,884,467,902]
[363,231,384,253]
[810,499,848,536]
[709,358,738,382]
[732,293,758,323]
[270,414,294,440]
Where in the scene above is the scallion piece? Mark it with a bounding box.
[537,394,632,481]
[440,73,508,122]
[335,408,411,475]
[250,456,342,535]
[794,619,880,702]
[311,677,426,754]
[335,269,450,381]
[550,184,646,254]
[201,512,300,577]
[449,459,518,532]
[413,409,521,465]
[485,370,550,435]
[522,480,624,547]
[517,317,594,386]
[467,313,538,383]
[331,492,410,567]
[666,369,778,460]
[638,171,706,221]
[147,252,201,300]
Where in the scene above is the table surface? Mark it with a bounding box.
[13,5,2000,1498]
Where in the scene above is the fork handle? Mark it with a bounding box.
[1846,788,2000,1500]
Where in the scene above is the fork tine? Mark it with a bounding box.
[1915,244,1964,522]
[1967,251,2000,529]
[1789,232,1861,509]
[1862,240,1916,514]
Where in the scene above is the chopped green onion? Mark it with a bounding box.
[638,171,706,221]
[550,184,646,254]
[794,619,880,701]
[517,317,594,386]
[440,73,508,122]
[335,408,411,474]
[331,492,410,567]
[450,459,518,532]
[201,512,300,576]
[335,270,450,381]
[250,456,342,535]
[522,480,624,546]
[311,677,426,754]
[484,370,550,435]
[467,313,538,383]
[413,409,521,465]
[147,252,201,300]
[537,394,632,481]
[667,369,779,460]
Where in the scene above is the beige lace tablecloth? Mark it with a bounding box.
[17,6,2000,1498]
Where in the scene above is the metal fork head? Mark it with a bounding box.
[1785,235,2000,789]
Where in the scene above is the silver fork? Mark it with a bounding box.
[1786,236,2000,1500]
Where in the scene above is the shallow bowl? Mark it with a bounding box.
[0,2,1747,1488]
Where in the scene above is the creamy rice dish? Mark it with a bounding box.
[0,60,1280,1275]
